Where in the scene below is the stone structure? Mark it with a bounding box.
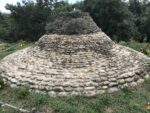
[0,12,150,97]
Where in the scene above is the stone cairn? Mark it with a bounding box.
[0,12,150,97]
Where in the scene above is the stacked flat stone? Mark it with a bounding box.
[0,12,150,97]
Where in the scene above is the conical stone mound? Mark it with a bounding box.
[0,12,150,97]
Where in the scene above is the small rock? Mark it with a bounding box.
[130,82,137,87]
[84,91,97,97]
[137,79,144,84]
[101,77,107,81]
[52,87,63,91]
[11,79,17,83]
[36,78,43,81]
[64,86,73,92]
[122,83,128,88]
[10,84,17,88]
[109,82,118,87]
[109,78,117,82]
[48,91,56,96]
[85,87,95,90]
[118,79,125,84]
[118,74,128,79]
[58,92,67,96]
[75,87,83,92]
[103,81,109,85]
[125,78,134,82]
[96,90,105,94]
[144,74,149,79]
[102,86,108,89]
[18,65,26,70]
[108,87,118,93]
[71,91,80,96]
[85,82,94,87]
[99,70,105,73]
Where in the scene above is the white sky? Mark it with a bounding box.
[0,0,82,13]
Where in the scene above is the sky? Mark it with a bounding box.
[0,0,82,13]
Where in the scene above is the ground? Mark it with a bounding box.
[0,41,150,113]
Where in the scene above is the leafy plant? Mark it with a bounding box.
[140,44,150,57]
[63,18,87,35]
[45,17,88,35]
[16,87,29,99]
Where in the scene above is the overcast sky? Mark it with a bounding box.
[0,0,82,13]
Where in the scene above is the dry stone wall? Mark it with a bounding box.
[0,32,150,97]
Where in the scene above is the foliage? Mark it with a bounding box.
[83,0,137,42]
[142,6,150,42]
[63,18,87,34]
[140,44,150,57]
[16,87,29,99]
[2,0,73,42]
[0,13,14,42]
[54,1,74,12]
[128,0,150,42]
[45,11,98,35]
[0,41,31,60]
[5,1,50,41]
[0,0,150,42]
[119,41,150,56]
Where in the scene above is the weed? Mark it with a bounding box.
[16,87,29,99]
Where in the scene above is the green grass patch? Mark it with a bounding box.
[119,41,150,56]
[16,87,30,99]
[0,84,150,113]
[0,41,32,60]
[119,41,148,51]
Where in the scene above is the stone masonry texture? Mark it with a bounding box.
[0,12,150,97]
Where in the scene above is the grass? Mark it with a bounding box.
[119,41,148,51]
[0,41,150,113]
[0,82,150,113]
[0,41,31,59]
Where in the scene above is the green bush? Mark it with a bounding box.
[63,18,87,35]
[119,41,150,57]
[140,44,150,57]
[16,87,29,99]
[45,17,88,35]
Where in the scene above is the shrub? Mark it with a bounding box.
[63,18,87,35]
[46,17,87,35]
[16,87,29,99]
[140,44,150,57]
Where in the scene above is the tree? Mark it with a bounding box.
[0,13,14,42]
[83,0,137,42]
[128,0,150,42]
[54,1,74,12]
[5,0,52,41]
[5,0,74,42]
[142,6,150,42]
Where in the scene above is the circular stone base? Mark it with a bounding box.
[0,32,150,96]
